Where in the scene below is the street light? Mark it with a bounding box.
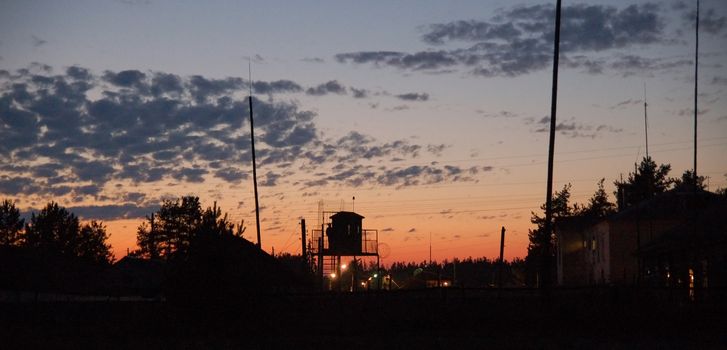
[330,272,336,279]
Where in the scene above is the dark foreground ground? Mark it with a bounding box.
[1,288,725,349]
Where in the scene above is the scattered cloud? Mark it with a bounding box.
[301,57,325,63]
[253,80,303,94]
[609,98,643,109]
[676,108,710,117]
[396,92,429,101]
[31,35,47,47]
[68,203,159,220]
[711,76,727,86]
[351,88,369,98]
[478,110,518,118]
[0,64,497,205]
[533,116,623,138]
[306,80,347,95]
[336,3,695,78]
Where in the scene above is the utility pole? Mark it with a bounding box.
[542,0,562,298]
[429,232,432,265]
[301,219,307,269]
[694,0,700,180]
[498,226,506,289]
[248,63,262,249]
[644,82,649,159]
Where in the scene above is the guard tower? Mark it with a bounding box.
[308,208,379,291]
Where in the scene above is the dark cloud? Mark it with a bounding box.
[478,110,518,118]
[676,108,709,117]
[381,227,394,232]
[408,228,416,233]
[260,171,282,187]
[388,105,409,111]
[335,51,458,71]
[534,116,623,138]
[150,72,183,96]
[188,75,244,102]
[606,55,691,76]
[711,76,727,86]
[679,4,727,35]
[172,168,208,183]
[1,64,482,205]
[31,35,47,47]
[609,98,643,109]
[104,70,147,89]
[351,88,369,98]
[66,66,91,81]
[214,167,248,183]
[0,176,40,195]
[253,80,303,94]
[376,165,466,187]
[306,80,347,96]
[396,93,429,101]
[69,203,159,220]
[700,8,727,35]
[301,57,325,63]
[338,3,679,77]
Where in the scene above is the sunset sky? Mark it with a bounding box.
[1,0,726,264]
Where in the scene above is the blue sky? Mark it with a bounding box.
[1,0,726,261]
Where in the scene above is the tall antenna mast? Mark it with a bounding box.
[249,61,262,249]
[644,82,649,159]
[693,0,700,179]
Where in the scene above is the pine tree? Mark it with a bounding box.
[0,199,24,246]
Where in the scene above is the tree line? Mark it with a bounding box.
[0,200,113,265]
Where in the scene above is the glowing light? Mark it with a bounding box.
[341,264,347,270]
[373,273,378,278]
[330,273,336,279]
[443,282,449,286]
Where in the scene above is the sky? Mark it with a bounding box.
[1,0,726,264]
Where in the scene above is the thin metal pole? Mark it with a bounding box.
[249,64,262,249]
[498,226,506,289]
[644,82,649,159]
[301,219,307,264]
[694,0,699,179]
[542,0,562,296]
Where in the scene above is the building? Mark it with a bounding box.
[556,189,725,289]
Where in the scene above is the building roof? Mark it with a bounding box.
[639,198,727,255]
[330,211,364,219]
[608,188,720,222]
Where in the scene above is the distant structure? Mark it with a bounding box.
[306,203,379,291]
[555,189,727,300]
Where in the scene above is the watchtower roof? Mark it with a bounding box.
[330,211,364,219]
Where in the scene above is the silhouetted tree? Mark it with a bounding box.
[0,199,24,246]
[673,169,706,192]
[77,221,113,265]
[614,156,673,209]
[24,202,113,265]
[135,217,161,259]
[526,184,574,286]
[135,196,246,259]
[580,178,617,219]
